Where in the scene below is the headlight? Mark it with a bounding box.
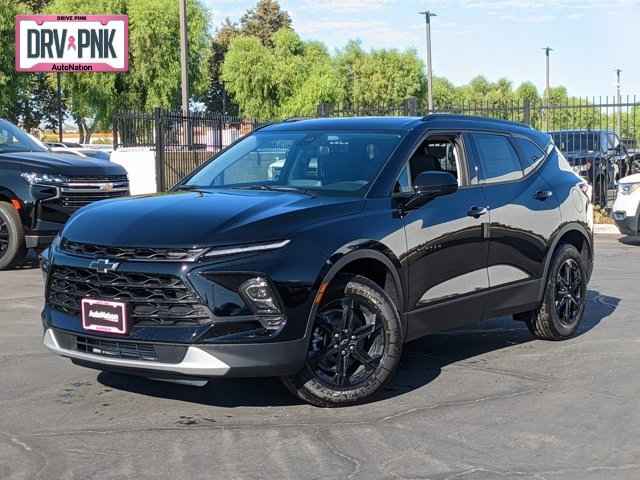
[619,183,640,195]
[21,172,69,185]
[203,239,290,258]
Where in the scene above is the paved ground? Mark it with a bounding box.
[1,236,639,480]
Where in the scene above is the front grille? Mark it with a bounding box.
[76,335,158,361]
[48,266,211,326]
[54,330,188,363]
[61,239,205,262]
[50,176,130,213]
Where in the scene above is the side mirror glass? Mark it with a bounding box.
[402,171,458,210]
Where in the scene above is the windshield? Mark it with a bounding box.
[184,131,403,196]
[0,120,48,154]
[552,132,600,153]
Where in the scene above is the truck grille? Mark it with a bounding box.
[55,176,130,212]
[47,266,211,326]
[61,239,205,262]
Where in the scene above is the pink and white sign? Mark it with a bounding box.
[16,15,128,73]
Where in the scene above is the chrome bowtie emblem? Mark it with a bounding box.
[100,183,114,192]
[90,258,120,274]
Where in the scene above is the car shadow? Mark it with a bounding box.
[3,250,40,270]
[620,236,640,246]
[97,289,619,408]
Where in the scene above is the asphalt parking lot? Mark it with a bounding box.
[1,235,639,480]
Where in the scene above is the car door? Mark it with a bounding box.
[466,132,561,319]
[400,132,490,341]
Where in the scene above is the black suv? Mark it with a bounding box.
[0,119,128,269]
[43,115,593,407]
[549,129,631,205]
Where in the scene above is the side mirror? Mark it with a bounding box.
[402,171,458,210]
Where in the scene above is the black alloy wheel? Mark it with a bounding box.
[308,296,385,389]
[554,258,584,327]
[282,275,403,407]
[0,202,26,270]
[516,244,588,340]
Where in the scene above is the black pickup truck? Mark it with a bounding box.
[0,119,128,269]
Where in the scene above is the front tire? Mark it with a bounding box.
[0,202,26,270]
[282,275,403,407]
[516,244,587,340]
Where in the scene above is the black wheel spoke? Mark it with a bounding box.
[335,354,349,386]
[352,347,381,371]
[354,320,382,340]
[339,297,355,332]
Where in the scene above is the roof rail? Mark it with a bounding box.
[282,117,308,123]
[421,113,532,129]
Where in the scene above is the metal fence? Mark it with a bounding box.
[113,109,261,190]
[114,97,640,208]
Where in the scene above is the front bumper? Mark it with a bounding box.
[25,234,56,249]
[613,213,640,236]
[43,327,309,378]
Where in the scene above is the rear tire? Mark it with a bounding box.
[516,244,587,340]
[0,202,26,270]
[281,275,402,407]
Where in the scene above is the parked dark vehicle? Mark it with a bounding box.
[622,138,640,174]
[42,115,593,407]
[0,119,128,269]
[549,129,630,206]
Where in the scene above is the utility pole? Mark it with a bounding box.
[178,0,192,147]
[616,69,622,135]
[178,0,189,115]
[419,10,437,113]
[56,72,63,142]
[542,47,553,129]
[543,47,553,105]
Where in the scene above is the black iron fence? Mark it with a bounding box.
[114,97,640,209]
[113,109,261,190]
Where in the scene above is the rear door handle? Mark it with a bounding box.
[535,190,553,200]
[467,206,489,218]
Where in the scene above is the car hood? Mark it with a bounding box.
[0,151,125,175]
[619,173,640,184]
[63,189,364,248]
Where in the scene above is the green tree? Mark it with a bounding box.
[205,1,291,114]
[222,29,341,119]
[334,43,425,110]
[240,0,291,47]
[45,0,210,140]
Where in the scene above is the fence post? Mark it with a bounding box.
[111,113,118,150]
[154,108,165,192]
[317,102,331,117]
[523,100,531,125]
[405,97,418,116]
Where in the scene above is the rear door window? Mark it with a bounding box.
[513,137,546,174]
[470,133,523,184]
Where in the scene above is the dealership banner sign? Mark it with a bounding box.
[15,15,128,72]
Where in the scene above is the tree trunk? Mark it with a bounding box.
[81,119,94,144]
[76,118,85,144]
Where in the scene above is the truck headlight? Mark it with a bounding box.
[619,183,640,195]
[21,172,69,185]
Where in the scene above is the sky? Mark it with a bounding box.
[206,0,640,99]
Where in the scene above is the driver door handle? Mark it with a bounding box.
[467,206,489,218]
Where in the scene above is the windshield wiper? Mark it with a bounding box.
[233,185,315,196]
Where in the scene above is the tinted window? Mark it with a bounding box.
[513,137,545,174]
[472,133,523,183]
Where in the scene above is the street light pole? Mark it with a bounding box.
[178,0,189,115]
[419,10,436,113]
[543,47,553,105]
[56,72,63,142]
[616,69,622,135]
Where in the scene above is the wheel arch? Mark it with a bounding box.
[540,222,593,300]
[306,242,406,339]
